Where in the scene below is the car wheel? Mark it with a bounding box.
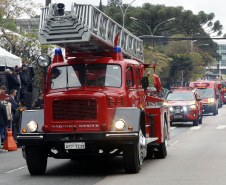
[193,116,199,126]
[199,112,203,124]
[123,129,146,173]
[25,146,48,175]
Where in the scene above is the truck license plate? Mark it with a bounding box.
[64,142,85,149]
[174,115,182,118]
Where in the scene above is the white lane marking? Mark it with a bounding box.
[6,166,27,174]
[170,140,179,146]
[170,127,176,130]
[190,126,202,130]
[216,125,226,129]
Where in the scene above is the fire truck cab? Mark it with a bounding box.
[189,81,219,115]
[17,3,170,175]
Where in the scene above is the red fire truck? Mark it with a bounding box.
[17,3,170,175]
[189,81,219,115]
[221,80,226,104]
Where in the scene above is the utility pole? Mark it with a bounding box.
[45,0,51,6]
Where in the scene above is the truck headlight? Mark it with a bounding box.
[189,104,196,110]
[115,119,126,130]
[37,54,51,68]
[27,121,38,132]
[209,98,215,103]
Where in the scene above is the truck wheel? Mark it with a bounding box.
[25,146,48,175]
[213,107,218,115]
[154,121,168,159]
[146,145,153,159]
[123,129,146,173]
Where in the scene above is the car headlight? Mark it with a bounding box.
[183,106,188,112]
[115,119,126,130]
[169,106,174,112]
[27,121,38,132]
[37,54,51,68]
[189,104,196,110]
[209,98,215,103]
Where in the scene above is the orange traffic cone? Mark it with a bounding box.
[3,129,17,151]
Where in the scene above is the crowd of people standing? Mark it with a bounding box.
[0,62,36,149]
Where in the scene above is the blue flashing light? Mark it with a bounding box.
[114,46,121,53]
[55,48,62,55]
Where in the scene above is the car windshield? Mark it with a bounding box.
[196,88,214,98]
[166,92,195,101]
[50,64,121,89]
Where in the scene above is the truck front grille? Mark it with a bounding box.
[52,99,97,120]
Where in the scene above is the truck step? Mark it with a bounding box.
[145,138,158,144]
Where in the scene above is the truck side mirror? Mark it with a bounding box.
[141,76,149,89]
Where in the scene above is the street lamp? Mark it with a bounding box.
[130,17,175,36]
[114,0,136,27]
[191,40,209,52]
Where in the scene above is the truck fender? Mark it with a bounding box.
[111,107,142,132]
[20,110,44,133]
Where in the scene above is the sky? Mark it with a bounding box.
[37,0,226,37]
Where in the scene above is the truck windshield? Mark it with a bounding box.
[86,64,121,87]
[222,82,226,88]
[50,64,121,89]
[196,88,214,98]
[166,92,195,101]
[51,65,85,89]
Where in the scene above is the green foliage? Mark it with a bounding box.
[99,0,104,12]
[144,46,172,86]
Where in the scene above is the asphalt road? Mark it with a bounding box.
[1,106,226,185]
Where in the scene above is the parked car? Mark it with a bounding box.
[164,87,203,126]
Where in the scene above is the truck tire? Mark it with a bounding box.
[213,107,218,115]
[123,129,146,173]
[25,146,48,175]
[154,121,168,159]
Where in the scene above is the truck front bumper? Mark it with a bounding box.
[202,103,216,114]
[17,132,139,146]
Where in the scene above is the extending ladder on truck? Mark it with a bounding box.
[39,3,144,63]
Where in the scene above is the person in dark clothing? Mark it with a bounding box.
[24,61,35,92]
[0,70,7,88]
[9,89,20,142]
[9,89,19,117]
[32,92,44,109]
[0,101,8,144]
[8,68,21,102]
[20,64,28,101]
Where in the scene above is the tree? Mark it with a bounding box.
[99,0,104,12]
[0,0,41,54]
[144,46,172,86]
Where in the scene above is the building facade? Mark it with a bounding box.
[206,40,226,79]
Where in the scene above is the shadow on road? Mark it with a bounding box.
[44,156,125,176]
